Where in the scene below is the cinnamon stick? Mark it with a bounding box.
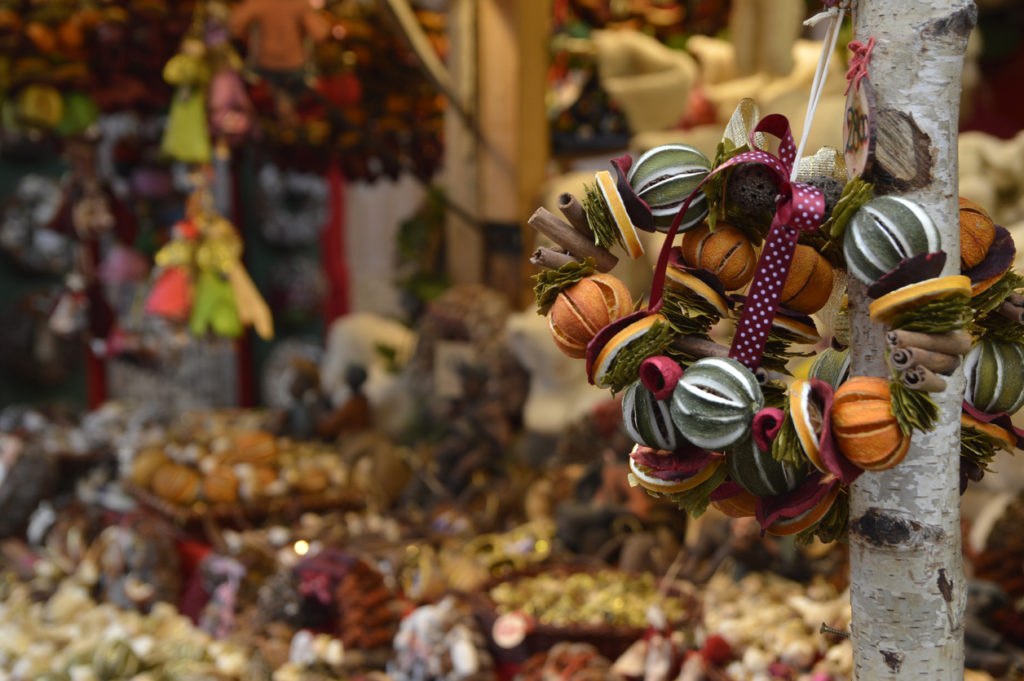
[889,346,961,375]
[901,365,947,392]
[885,329,972,356]
[558,192,591,235]
[1008,292,1024,307]
[998,301,1024,325]
[530,246,578,270]
[756,367,788,386]
[671,335,729,358]
[670,336,785,383]
[529,207,618,272]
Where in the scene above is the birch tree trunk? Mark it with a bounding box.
[847,1,976,678]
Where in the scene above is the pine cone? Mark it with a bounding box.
[336,558,401,651]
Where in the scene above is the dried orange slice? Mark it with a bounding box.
[789,379,825,472]
[868,275,971,323]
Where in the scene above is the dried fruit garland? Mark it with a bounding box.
[530,99,1024,543]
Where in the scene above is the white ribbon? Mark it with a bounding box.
[791,5,849,180]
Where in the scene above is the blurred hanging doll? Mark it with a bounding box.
[145,216,199,323]
[204,1,256,151]
[229,0,329,124]
[160,35,213,164]
[146,182,274,341]
[229,0,329,76]
[47,131,138,342]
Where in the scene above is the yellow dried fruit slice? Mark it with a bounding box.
[711,489,758,518]
[868,275,971,323]
[961,414,1015,450]
[589,314,661,384]
[789,379,825,472]
[766,484,841,536]
[629,454,723,494]
[596,170,645,260]
[664,268,730,317]
[971,271,1004,297]
[773,315,821,344]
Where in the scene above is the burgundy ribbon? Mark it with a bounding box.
[752,408,785,452]
[648,114,826,372]
[639,355,684,400]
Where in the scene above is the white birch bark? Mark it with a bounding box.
[847,1,976,678]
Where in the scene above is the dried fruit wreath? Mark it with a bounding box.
[529,16,1022,544]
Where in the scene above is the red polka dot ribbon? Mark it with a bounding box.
[648,114,826,372]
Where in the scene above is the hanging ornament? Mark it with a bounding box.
[843,38,876,178]
[45,132,136,342]
[522,0,1024,542]
[145,181,274,340]
[160,36,212,164]
[205,1,255,150]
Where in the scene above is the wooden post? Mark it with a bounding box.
[445,0,551,305]
[847,2,976,678]
[443,0,483,287]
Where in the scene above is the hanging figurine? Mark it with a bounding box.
[145,216,199,324]
[46,130,137,342]
[204,1,256,152]
[146,177,274,341]
[229,0,329,124]
[160,33,213,164]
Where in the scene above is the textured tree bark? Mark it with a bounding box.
[847,1,976,678]
[843,2,978,675]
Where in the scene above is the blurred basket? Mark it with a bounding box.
[125,481,363,528]
[467,564,701,663]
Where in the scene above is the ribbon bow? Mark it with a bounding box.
[649,114,826,372]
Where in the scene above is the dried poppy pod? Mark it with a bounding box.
[679,223,758,290]
[670,356,763,451]
[780,244,834,314]
[959,197,996,270]
[622,380,686,451]
[831,377,909,471]
[728,432,803,498]
[964,339,1024,415]
[628,143,711,231]
[844,196,941,286]
[547,272,633,358]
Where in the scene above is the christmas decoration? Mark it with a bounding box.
[145,179,273,340]
[526,1,1024,552]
